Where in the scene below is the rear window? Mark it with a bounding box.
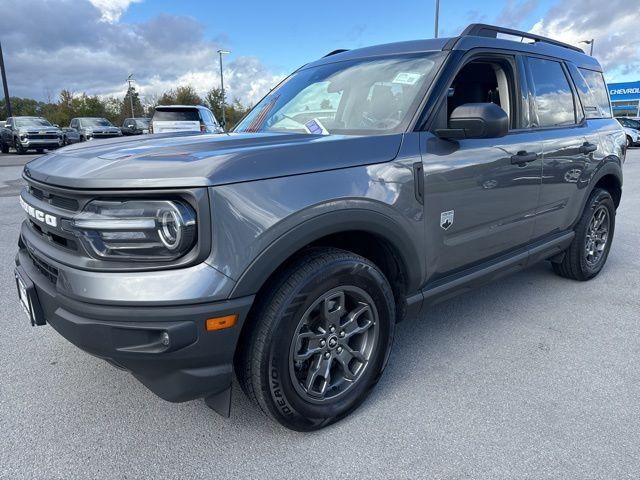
[153,108,200,122]
[575,68,612,119]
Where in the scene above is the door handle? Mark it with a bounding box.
[579,142,597,154]
[510,151,538,164]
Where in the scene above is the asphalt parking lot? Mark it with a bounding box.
[0,150,638,480]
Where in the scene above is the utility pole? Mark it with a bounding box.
[127,73,135,118]
[0,41,12,118]
[434,0,440,38]
[217,49,230,130]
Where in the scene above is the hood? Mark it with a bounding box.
[24,132,403,189]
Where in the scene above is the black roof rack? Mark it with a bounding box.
[460,23,584,53]
[323,49,349,57]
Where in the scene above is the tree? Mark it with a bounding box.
[204,87,250,129]
[119,86,145,121]
[158,85,202,106]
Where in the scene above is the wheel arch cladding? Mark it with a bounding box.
[594,173,622,208]
[229,209,422,308]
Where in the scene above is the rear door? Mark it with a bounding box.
[524,57,597,239]
[152,108,201,133]
[421,52,544,280]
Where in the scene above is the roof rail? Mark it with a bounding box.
[460,23,584,53]
[323,49,349,57]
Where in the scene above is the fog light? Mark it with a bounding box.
[160,331,170,346]
[206,315,238,332]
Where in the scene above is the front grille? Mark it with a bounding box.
[26,246,59,285]
[30,186,79,211]
[29,134,59,140]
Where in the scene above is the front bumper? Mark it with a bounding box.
[20,138,63,149]
[15,242,254,404]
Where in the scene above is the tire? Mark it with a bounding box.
[236,247,395,431]
[0,142,8,154]
[627,136,632,149]
[36,148,44,153]
[14,138,26,154]
[553,188,615,281]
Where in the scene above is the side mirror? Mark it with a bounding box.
[127,124,135,128]
[436,103,508,140]
[53,124,59,128]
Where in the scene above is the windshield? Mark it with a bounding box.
[80,118,113,127]
[15,117,52,128]
[235,53,445,135]
[135,118,150,127]
[621,118,640,129]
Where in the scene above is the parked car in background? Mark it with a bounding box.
[61,127,81,146]
[620,124,640,147]
[151,105,222,134]
[1,116,62,154]
[0,122,9,153]
[121,117,150,136]
[68,117,122,142]
[617,117,640,131]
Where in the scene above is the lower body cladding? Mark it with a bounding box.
[14,243,254,416]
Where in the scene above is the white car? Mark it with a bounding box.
[622,126,639,148]
[151,105,222,134]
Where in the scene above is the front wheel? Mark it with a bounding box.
[553,188,615,281]
[627,136,633,149]
[14,138,26,154]
[0,142,9,154]
[236,247,395,431]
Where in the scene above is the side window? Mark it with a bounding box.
[6,118,12,127]
[442,57,516,129]
[576,68,612,119]
[527,57,576,127]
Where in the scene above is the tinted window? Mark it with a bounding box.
[528,58,576,127]
[153,108,200,121]
[577,68,612,118]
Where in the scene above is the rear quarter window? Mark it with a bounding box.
[574,68,613,119]
[153,109,200,121]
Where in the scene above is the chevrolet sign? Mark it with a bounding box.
[19,196,58,227]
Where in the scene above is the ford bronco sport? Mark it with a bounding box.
[14,25,625,431]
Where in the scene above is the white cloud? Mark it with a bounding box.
[88,0,142,22]
[0,0,284,107]
[531,0,640,80]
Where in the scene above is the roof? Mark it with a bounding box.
[308,23,600,71]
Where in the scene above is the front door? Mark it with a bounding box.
[421,132,543,281]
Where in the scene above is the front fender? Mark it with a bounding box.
[228,207,424,298]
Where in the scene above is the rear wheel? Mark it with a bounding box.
[237,247,395,431]
[0,142,8,154]
[627,136,632,149]
[553,188,615,281]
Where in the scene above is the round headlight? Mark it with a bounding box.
[158,209,183,250]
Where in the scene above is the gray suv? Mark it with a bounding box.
[14,24,625,431]
[68,117,122,142]
[2,116,63,153]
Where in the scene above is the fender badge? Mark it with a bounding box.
[440,210,454,230]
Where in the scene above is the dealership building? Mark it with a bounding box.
[608,81,640,117]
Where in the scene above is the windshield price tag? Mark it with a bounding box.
[392,72,422,85]
[304,118,329,135]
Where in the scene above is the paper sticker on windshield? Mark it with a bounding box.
[392,72,422,85]
[304,118,329,135]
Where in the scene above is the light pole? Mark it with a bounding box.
[434,0,440,38]
[0,41,12,118]
[580,39,594,56]
[127,73,135,118]
[217,49,230,130]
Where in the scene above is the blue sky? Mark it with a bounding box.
[1,0,638,104]
[120,0,558,75]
